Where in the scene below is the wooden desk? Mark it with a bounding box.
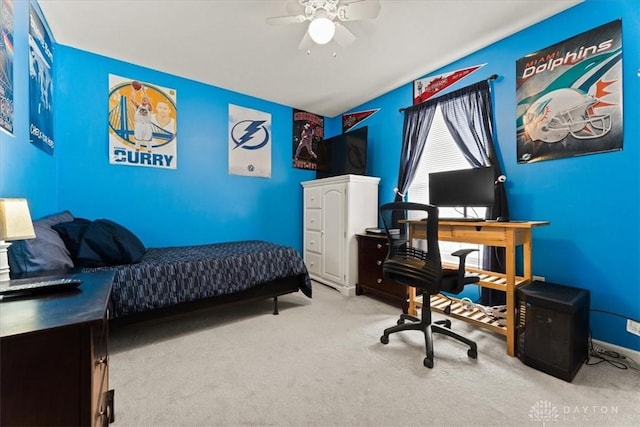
[408,220,549,356]
[1,270,115,426]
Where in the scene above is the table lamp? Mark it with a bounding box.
[0,198,36,283]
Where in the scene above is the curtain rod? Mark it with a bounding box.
[399,74,500,113]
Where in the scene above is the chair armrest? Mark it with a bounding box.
[451,248,478,261]
[451,248,479,284]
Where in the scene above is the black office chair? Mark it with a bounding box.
[378,202,479,368]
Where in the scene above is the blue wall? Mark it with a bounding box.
[54,47,315,249]
[334,0,640,351]
[0,2,58,217]
[2,0,638,350]
[2,1,316,252]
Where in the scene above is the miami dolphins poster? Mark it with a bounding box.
[228,104,271,178]
[0,0,13,134]
[516,20,622,164]
[108,74,177,169]
[29,4,54,154]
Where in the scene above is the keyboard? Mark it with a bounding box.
[0,277,83,298]
[439,217,485,222]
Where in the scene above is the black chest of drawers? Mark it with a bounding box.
[356,234,409,313]
[1,270,115,426]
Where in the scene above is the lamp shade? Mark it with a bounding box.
[0,198,36,241]
[308,17,336,45]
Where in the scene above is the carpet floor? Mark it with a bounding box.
[109,282,640,426]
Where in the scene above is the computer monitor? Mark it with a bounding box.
[428,166,495,210]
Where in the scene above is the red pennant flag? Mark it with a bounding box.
[342,109,380,133]
[414,64,486,104]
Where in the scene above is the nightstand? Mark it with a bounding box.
[1,270,115,426]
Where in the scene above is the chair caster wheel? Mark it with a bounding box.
[380,335,389,345]
[443,320,451,329]
[468,349,477,359]
[423,357,434,368]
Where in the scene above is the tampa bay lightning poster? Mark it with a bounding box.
[516,20,622,164]
[229,104,271,178]
[29,4,54,155]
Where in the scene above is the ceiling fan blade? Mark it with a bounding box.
[333,23,356,47]
[265,14,307,26]
[285,1,305,15]
[338,0,381,21]
[298,31,314,50]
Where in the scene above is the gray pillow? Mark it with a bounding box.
[8,211,75,274]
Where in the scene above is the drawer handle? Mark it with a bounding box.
[376,244,382,249]
[377,260,382,266]
[377,279,382,284]
[99,405,112,420]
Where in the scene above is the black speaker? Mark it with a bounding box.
[516,281,590,382]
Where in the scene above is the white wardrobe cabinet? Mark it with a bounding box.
[301,175,380,295]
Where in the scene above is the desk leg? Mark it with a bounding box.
[505,230,516,357]
[523,232,533,282]
[408,286,417,317]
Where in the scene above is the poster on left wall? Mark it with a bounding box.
[28,3,54,155]
[0,0,14,134]
[108,75,177,169]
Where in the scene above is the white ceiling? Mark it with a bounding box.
[37,0,582,118]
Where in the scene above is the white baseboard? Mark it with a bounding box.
[311,279,356,296]
[592,339,640,361]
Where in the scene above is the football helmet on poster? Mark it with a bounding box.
[524,88,612,143]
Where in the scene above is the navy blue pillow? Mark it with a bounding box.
[52,218,92,262]
[7,211,75,274]
[76,219,146,267]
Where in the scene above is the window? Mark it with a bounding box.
[407,106,486,268]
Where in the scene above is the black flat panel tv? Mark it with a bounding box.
[428,166,495,207]
[316,127,368,179]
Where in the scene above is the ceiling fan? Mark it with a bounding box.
[266,0,381,49]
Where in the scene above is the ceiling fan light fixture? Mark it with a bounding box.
[308,17,336,45]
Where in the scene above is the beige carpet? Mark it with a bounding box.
[109,282,640,426]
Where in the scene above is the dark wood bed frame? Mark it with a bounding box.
[109,273,307,327]
[11,268,307,327]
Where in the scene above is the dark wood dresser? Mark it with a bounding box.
[355,233,410,313]
[0,270,115,426]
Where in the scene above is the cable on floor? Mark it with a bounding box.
[586,330,639,371]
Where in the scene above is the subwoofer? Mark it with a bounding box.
[516,281,590,382]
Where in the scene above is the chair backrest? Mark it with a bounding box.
[378,202,443,293]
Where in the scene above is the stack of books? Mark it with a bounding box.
[365,228,401,236]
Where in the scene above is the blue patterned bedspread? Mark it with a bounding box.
[85,240,311,318]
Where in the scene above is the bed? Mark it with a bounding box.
[7,211,312,321]
[88,240,312,320]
